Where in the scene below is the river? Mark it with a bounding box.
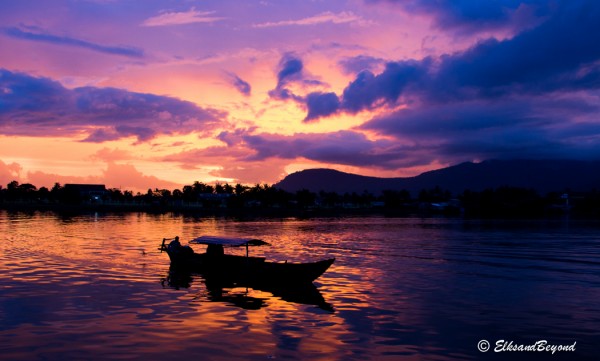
[1,211,599,360]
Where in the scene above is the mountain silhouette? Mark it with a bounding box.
[274,159,600,195]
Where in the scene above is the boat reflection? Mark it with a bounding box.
[162,267,334,312]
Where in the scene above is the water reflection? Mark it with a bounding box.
[162,267,335,312]
[2,211,600,360]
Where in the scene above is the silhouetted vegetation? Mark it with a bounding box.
[1,179,599,218]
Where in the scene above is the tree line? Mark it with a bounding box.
[1,180,600,217]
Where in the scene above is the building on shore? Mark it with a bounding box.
[64,184,108,202]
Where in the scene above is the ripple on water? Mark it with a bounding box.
[1,212,600,360]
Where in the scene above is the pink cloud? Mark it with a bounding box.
[26,170,102,189]
[100,162,180,191]
[0,160,23,186]
[89,148,134,162]
[3,159,179,193]
[253,11,368,28]
[209,161,290,185]
[141,9,225,27]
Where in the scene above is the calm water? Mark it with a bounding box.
[1,211,599,360]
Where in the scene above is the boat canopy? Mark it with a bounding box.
[189,235,270,247]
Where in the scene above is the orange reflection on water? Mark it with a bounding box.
[0,212,469,360]
[3,212,600,360]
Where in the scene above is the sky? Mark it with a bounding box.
[1,0,599,192]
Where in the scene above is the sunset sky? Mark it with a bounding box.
[1,0,599,192]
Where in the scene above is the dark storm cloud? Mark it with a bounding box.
[304,92,340,122]
[85,125,158,143]
[300,1,600,163]
[303,59,429,119]
[337,0,600,112]
[3,27,144,58]
[0,69,224,142]
[341,59,430,112]
[333,1,599,111]
[362,93,600,163]
[368,0,553,33]
[431,1,600,99]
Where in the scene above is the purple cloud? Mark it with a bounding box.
[338,55,386,74]
[268,54,305,101]
[0,69,224,142]
[368,0,552,33]
[326,1,598,111]
[268,53,327,102]
[3,27,144,58]
[303,59,429,119]
[431,2,600,98]
[297,1,600,166]
[304,92,340,122]
[276,54,303,87]
[362,93,600,163]
[225,72,251,96]
[212,129,426,169]
[306,1,600,115]
[343,59,430,112]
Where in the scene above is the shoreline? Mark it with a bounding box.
[0,201,589,220]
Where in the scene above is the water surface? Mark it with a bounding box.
[1,211,599,360]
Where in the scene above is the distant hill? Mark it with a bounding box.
[274,159,600,195]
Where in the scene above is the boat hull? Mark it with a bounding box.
[163,243,334,285]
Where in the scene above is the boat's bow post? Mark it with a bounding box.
[160,238,166,253]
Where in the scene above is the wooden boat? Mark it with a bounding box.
[159,236,335,285]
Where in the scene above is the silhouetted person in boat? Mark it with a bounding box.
[167,236,181,251]
[168,236,194,257]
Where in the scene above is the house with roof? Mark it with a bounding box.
[64,184,108,202]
